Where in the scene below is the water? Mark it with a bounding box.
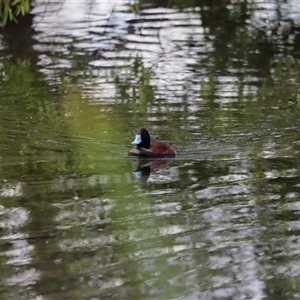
[1,0,300,299]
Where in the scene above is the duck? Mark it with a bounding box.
[129,128,178,158]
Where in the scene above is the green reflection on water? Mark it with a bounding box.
[0,59,74,181]
[0,58,164,299]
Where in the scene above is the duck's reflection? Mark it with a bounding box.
[129,156,173,188]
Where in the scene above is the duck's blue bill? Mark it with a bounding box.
[132,134,142,144]
[135,171,143,179]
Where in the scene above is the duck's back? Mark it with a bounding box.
[150,140,177,156]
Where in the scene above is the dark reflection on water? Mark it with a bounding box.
[129,156,176,188]
[1,0,300,299]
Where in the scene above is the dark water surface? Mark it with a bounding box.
[1,0,300,299]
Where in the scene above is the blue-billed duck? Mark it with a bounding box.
[129,128,178,158]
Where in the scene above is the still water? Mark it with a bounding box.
[1,0,300,299]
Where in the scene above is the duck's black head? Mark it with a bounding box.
[132,128,150,149]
